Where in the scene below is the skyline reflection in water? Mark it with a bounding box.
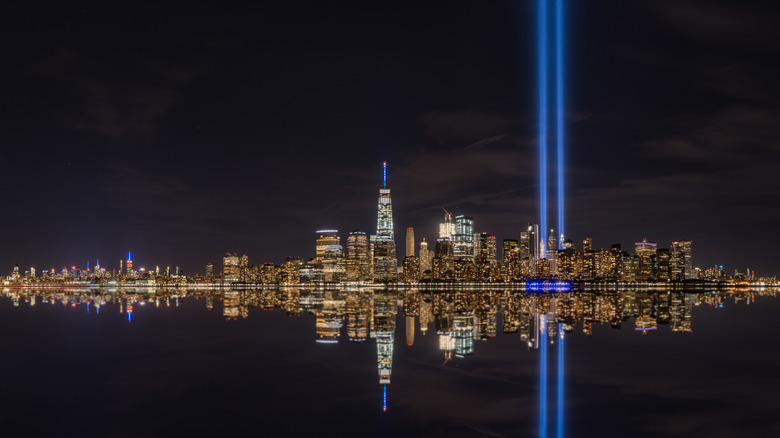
[1,286,778,437]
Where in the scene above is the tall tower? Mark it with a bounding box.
[126,252,133,276]
[374,162,398,281]
[405,227,415,257]
[453,215,475,261]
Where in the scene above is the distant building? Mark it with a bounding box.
[346,230,370,281]
[453,215,475,261]
[405,227,415,258]
[223,252,240,282]
[315,230,340,261]
[671,240,693,280]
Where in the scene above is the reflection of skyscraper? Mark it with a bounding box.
[374,162,397,281]
[405,227,415,257]
[346,291,370,342]
[374,292,396,384]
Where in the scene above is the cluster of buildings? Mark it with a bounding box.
[4,162,775,286]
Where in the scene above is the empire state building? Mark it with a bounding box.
[373,161,398,281]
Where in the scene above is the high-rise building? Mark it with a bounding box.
[475,233,497,264]
[373,162,397,281]
[583,236,593,251]
[453,215,475,260]
[419,238,432,273]
[520,224,540,275]
[402,256,421,282]
[315,230,340,261]
[405,227,415,258]
[346,230,370,281]
[502,239,519,280]
[205,262,214,278]
[635,238,657,279]
[546,230,558,274]
[439,209,455,240]
[126,252,133,276]
[671,240,693,280]
[323,245,346,283]
[223,252,240,282]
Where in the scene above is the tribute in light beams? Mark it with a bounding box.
[537,0,566,247]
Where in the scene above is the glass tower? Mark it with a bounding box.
[374,162,397,281]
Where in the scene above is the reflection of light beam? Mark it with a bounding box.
[383,384,388,412]
[557,322,564,438]
[539,313,548,438]
[538,0,549,241]
[555,0,565,247]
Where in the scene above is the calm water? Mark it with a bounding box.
[1,287,778,437]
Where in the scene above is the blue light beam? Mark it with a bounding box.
[538,0,549,241]
[555,0,565,248]
[539,313,548,438]
[557,322,565,438]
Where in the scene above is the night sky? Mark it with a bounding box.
[3,1,780,275]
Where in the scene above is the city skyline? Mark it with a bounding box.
[3,2,780,276]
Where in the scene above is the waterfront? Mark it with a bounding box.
[1,287,778,437]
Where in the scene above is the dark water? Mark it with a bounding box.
[1,287,778,437]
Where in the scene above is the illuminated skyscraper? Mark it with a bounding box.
[520,224,540,275]
[322,245,346,283]
[547,230,558,274]
[453,215,475,261]
[205,262,214,278]
[439,209,455,240]
[419,238,432,273]
[346,230,370,281]
[126,252,133,276]
[635,238,657,279]
[671,240,693,280]
[373,162,397,281]
[405,227,415,257]
[374,292,397,385]
[223,252,240,282]
[315,230,340,261]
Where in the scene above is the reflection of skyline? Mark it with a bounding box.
[2,286,771,418]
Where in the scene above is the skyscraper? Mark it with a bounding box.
[315,230,340,261]
[635,238,657,279]
[439,209,455,240]
[223,252,240,282]
[373,162,397,281]
[126,252,133,276]
[671,240,693,280]
[346,230,370,281]
[453,215,475,260]
[419,238,432,274]
[405,227,415,257]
